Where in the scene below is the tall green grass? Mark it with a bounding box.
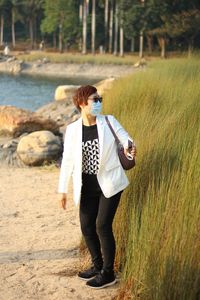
[103,58,200,300]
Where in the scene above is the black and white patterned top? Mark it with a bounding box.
[82,124,100,174]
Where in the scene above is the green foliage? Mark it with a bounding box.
[165,9,200,40]
[21,0,44,20]
[1,1,200,60]
[147,0,200,39]
[104,58,200,299]
[41,0,80,44]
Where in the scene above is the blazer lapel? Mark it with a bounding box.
[74,117,83,168]
[96,115,105,167]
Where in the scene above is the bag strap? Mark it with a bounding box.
[105,116,121,145]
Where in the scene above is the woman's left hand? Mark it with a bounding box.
[124,145,137,158]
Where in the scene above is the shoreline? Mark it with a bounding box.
[0,60,138,79]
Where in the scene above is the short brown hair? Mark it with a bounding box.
[73,85,97,112]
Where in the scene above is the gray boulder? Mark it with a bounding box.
[17,130,62,166]
[0,136,27,167]
[35,99,80,136]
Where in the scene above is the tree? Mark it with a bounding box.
[108,0,113,53]
[113,1,118,55]
[22,0,44,49]
[41,0,80,52]
[82,0,89,54]
[91,0,96,54]
[0,0,6,45]
[104,0,109,51]
[10,0,24,47]
[146,0,200,58]
[165,9,200,57]
[0,0,199,55]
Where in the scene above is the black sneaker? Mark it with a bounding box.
[78,266,101,281]
[86,269,117,289]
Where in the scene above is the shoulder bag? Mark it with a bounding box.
[105,116,135,170]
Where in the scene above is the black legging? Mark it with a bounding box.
[79,190,122,273]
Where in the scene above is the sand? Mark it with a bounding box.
[0,166,119,300]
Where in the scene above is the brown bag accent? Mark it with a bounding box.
[105,116,135,170]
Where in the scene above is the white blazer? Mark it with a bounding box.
[57,114,133,206]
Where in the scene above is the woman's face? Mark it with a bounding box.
[80,92,100,115]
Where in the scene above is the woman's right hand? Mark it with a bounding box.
[60,193,67,210]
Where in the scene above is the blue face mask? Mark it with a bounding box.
[90,101,102,116]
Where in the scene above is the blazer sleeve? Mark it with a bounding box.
[57,125,74,194]
[109,115,135,149]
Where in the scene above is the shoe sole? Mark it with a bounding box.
[86,279,117,289]
[78,275,96,281]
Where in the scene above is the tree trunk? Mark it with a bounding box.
[113,2,118,56]
[188,38,194,58]
[119,20,124,57]
[131,37,135,52]
[59,24,63,53]
[109,0,113,53]
[158,37,166,58]
[34,17,37,49]
[82,0,87,54]
[147,34,152,54]
[161,40,165,58]
[104,0,109,52]
[53,32,57,49]
[139,30,144,58]
[29,19,34,49]
[0,14,4,46]
[79,4,83,22]
[79,3,83,52]
[12,9,16,48]
[91,0,96,55]
[139,0,145,57]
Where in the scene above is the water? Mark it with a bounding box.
[0,74,99,111]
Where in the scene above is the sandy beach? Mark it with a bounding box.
[0,166,119,300]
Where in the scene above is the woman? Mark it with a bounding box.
[58,85,136,289]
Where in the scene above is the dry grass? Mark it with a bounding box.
[103,57,200,300]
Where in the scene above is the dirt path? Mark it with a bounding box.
[0,166,119,300]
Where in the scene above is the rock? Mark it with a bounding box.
[4,59,23,74]
[0,60,23,74]
[55,85,80,101]
[0,105,59,138]
[12,62,22,74]
[17,130,62,166]
[7,56,16,63]
[134,58,147,68]
[33,63,41,68]
[0,54,5,61]
[0,136,26,167]
[42,57,50,64]
[6,56,16,62]
[36,100,80,133]
[94,77,115,95]
[2,139,18,149]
